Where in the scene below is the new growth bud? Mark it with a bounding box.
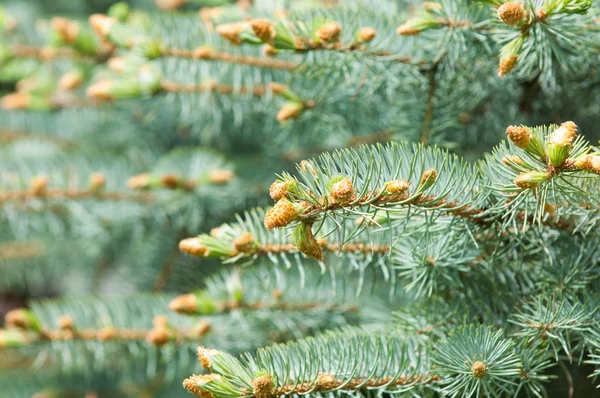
[209,169,235,184]
[328,177,357,204]
[233,232,256,253]
[250,19,276,42]
[419,168,438,190]
[498,2,528,25]
[179,237,207,256]
[514,171,548,189]
[471,361,487,379]
[316,22,342,43]
[547,121,578,166]
[498,55,518,77]
[252,374,275,398]
[506,125,531,149]
[357,27,376,43]
[264,198,300,229]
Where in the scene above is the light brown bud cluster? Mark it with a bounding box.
[396,20,421,36]
[58,72,84,91]
[264,198,299,229]
[357,27,376,43]
[471,361,487,379]
[549,121,577,147]
[328,177,357,204]
[179,237,208,256]
[51,17,80,44]
[154,0,187,10]
[277,102,302,123]
[317,373,338,389]
[296,223,324,261]
[498,55,518,77]
[250,19,276,42]
[574,154,600,175]
[514,171,548,189]
[208,169,235,184]
[506,125,531,149]
[316,22,342,43]
[30,176,49,196]
[269,180,293,201]
[216,21,248,45]
[251,374,275,398]
[183,374,216,398]
[89,14,115,40]
[58,315,74,330]
[385,179,410,195]
[233,232,255,253]
[197,346,221,369]
[497,2,528,25]
[127,173,151,189]
[1,92,31,110]
[90,172,106,190]
[169,293,198,313]
[5,309,30,329]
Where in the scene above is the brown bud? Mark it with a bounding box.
[514,171,548,189]
[385,180,410,194]
[1,92,30,110]
[269,180,293,201]
[197,346,220,369]
[58,316,74,330]
[252,374,275,398]
[268,82,288,95]
[317,373,337,390]
[160,173,181,189]
[87,80,113,101]
[216,22,247,45]
[233,232,255,253]
[277,102,302,123]
[471,361,487,379]
[193,47,214,59]
[329,177,356,204]
[89,14,114,39]
[194,320,211,336]
[127,173,151,189]
[107,57,126,74]
[263,44,278,57]
[296,223,323,261]
[5,309,29,329]
[574,154,600,175]
[58,72,83,91]
[316,22,342,43]
[357,27,376,43]
[146,327,171,346]
[505,125,531,149]
[264,198,299,229]
[549,121,577,146]
[396,20,420,36]
[250,19,276,42]
[30,176,48,196]
[169,294,198,313]
[179,237,207,256]
[498,55,518,77]
[183,374,215,398]
[154,0,187,10]
[208,169,235,184]
[498,2,527,25]
[90,172,106,190]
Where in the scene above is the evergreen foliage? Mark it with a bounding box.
[1,0,600,397]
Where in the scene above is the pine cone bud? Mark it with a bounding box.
[497,55,518,77]
[216,22,247,45]
[471,361,487,379]
[1,92,30,110]
[505,125,531,149]
[97,327,117,341]
[329,177,356,204]
[89,14,114,39]
[264,44,278,57]
[160,173,180,189]
[197,346,221,369]
[154,0,187,10]
[357,27,376,43]
[89,172,106,190]
[269,180,293,201]
[233,232,256,253]
[58,315,74,330]
[396,19,421,36]
[498,2,527,25]
[251,374,275,398]
[147,326,172,346]
[169,293,198,313]
[514,171,548,189]
[183,374,216,398]
[58,71,83,90]
[549,121,577,147]
[209,169,235,184]
[264,198,299,229]
[194,320,212,336]
[385,180,410,194]
[574,154,600,175]
[419,168,438,189]
[179,237,207,256]
[30,176,48,196]
[127,173,151,189]
[277,102,303,123]
[193,47,214,59]
[316,22,342,43]
[250,19,276,42]
[87,80,114,101]
[317,373,337,389]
